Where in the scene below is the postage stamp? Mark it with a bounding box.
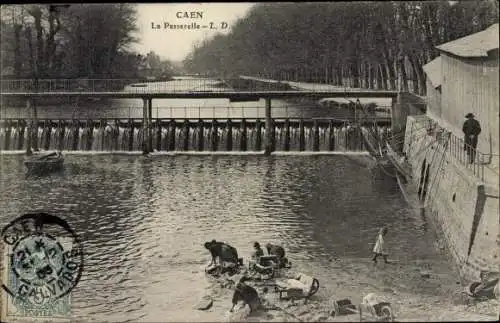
[1,213,83,322]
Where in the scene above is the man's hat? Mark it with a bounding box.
[465,113,475,118]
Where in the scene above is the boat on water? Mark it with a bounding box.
[130,83,148,87]
[385,141,413,180]
[396,172,424,210]
[360,127,385,159]
[24,152,64,174]
[359,127,395,176]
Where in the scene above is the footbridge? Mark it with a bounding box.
[0,78,423,155]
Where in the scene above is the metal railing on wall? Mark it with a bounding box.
[416,118,498,182]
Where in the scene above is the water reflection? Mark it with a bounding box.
[0,154,457,322]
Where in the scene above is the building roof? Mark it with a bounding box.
[436,23,499,58]
[423,57,442,89]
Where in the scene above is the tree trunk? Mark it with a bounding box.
[379,64,389,90]
[376,64,382,90]
[364,62,370,89]
[13,24,23,76]
[46,6,61,75]
[369,64,376,89]
[76,18,86,77]
[417,55,427,96]
[408,54,421,95]
[338,66,343,86]
[397,54,409,92]
[25,27,35,77]
[384,59,396,90]
[32,8,44,78]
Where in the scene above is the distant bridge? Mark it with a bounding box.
[0,77,412,155]
[0,78,398,99]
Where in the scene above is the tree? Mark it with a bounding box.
[182,1,499,95]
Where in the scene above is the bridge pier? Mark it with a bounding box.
[313,119,320,151]
[211,119,218,151]
[284,119,290,151]
[148,98,153,153]
[142,98,153,154]
[329,120,335,151]
[25,98,33,155]
[299,118,305,151]
[183,119,190,151]
[255,119,262,151]
[142,98,147,154]
[264,98,273,156]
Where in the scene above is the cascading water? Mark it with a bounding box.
[0,120,390,152]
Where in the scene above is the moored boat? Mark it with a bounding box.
[24,151,64,174]
[359,126,396,176]
[396,172,424,209]
[360,127,385,159]
[385,142,413,180]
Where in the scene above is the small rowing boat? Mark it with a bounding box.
[385,142,412,179]
[361,127,385,159]
[396,172,424,209]
[25,152,64,174]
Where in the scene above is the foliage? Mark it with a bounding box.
[182,1,499,95]
[0,4,177,80]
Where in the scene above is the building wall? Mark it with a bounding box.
[404,116,500,281]
[425,78,442,119]
[440,54,499,156]
[404,115,499,282]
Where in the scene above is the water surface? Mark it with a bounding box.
[0,154,458,322]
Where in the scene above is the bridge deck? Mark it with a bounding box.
[0,90,398,99]
[0,78,398,99]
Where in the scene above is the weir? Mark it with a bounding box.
[0,118,391,153]
[1,78,407,154]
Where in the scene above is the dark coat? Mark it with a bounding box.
[462,119,481,149]
[266,244,285,259]
[205,241,239,264]
[232,282,260,311]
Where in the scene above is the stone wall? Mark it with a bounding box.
[404,115,499,282]
[0,237,3,322]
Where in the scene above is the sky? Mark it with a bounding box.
[132,3,255,62]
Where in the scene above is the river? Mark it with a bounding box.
[0,77,464,321]
[0,154,461,322]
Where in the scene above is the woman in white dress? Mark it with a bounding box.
[372,227,389,264]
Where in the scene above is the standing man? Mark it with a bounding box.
[462,113,481,164]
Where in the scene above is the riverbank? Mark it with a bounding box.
[188,263,498,322]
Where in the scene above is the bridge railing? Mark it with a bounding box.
[0,78,284,93]
[0,79,206,93]
[0,103,393,120]
[0,78,397,94]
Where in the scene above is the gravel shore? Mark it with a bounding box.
[194,269,499,322]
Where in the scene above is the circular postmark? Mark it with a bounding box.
[1,212,84,308]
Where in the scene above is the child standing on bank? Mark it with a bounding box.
[372,226,389,264]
